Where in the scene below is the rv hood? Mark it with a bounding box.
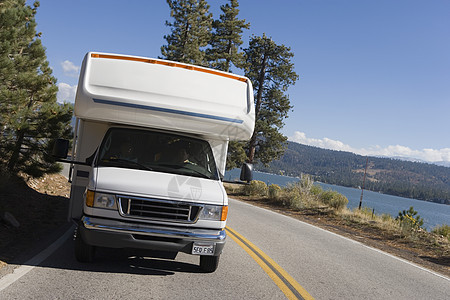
[91,167,227,206]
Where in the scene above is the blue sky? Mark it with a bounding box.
[33,0,450,165]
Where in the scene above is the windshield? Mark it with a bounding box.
[96,128,219,180]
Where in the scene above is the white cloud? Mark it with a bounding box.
[289,131,450,163]
[61,60,80,77]
[57,83,77,103]
[290,131,355,153]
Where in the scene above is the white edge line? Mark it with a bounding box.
[0,225,75,292]
[230,198,450,282]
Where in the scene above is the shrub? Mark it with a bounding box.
[243,180,268,196]
[319,190,334,205]
[310,184,323,196]
[276,183,309,209]
[223,183,245,195]
[285,189,305,210]
[268,184,282,200]
[319,190,349,211]
[396,206,424,230]
[432,224,450,241]
[299,174,314,190]
[285,176,312,197]
[283,184,306,208]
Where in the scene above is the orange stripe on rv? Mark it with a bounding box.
[90,53,247,82]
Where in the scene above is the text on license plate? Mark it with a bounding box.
[192,243,214,256]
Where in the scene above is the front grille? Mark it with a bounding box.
[118,196,202,223]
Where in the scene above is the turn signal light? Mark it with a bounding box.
[221,206,228,221]
[85,190,95,207]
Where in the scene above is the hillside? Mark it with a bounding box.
[257,142,450,204]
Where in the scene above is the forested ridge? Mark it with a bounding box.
[257,141,450,204]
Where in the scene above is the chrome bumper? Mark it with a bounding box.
[79,216,226,255]
[82,216,226,241]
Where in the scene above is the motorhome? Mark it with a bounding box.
[54,52,255,272]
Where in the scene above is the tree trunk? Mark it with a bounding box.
[8,129,24,171]
[247,53,267,163]
[225,39,232,72]
[181,20,190,61]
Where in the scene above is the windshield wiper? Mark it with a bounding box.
[102,158,153,171]
[185,168,213,180]
[153,163,214,179]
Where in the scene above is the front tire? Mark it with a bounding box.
[75,231,95,263]
[200,255,220,273]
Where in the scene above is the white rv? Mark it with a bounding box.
[54,52,255,272]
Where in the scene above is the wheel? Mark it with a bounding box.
[199,255,220,273]
[74,231,95,263]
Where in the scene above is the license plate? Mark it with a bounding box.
[192,243,215,256]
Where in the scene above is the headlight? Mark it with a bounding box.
[200,205,228,221]
[85,190,117,210]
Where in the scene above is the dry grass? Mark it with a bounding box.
[339,207,399,232]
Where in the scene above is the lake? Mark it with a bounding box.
[224,169,449,230]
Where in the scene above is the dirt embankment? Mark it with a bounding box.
[0,173,70,266]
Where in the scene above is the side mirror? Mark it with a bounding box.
[240,163,253,182]
[52,138,69,159]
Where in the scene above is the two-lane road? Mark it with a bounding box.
[1,198,449,299]
[227,199,449,299]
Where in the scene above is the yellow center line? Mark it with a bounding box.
[226,226,314,300]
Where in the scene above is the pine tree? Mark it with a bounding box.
[204,0,249,170]
[243,34,298,165]
[226,140,247,170]
[207,0,249,72]
[0,0,73,177]
[161,0,213,66]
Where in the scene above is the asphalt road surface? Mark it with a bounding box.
[1,198,449,299]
